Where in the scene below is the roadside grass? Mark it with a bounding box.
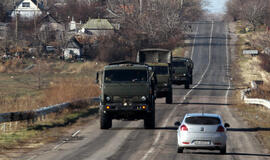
[230,21,270,153]
[0,59,103,159]
[233,103,270,152]
[0,106,99,159]
[0,60,103,113]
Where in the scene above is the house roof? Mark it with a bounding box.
[39,13,59,24]
[15,0,44,10]
[66,37,83,49]
[82,18,114,30]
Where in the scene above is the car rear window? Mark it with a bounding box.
[185,116,220,125]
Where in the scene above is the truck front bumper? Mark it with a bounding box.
[100,103,151,120]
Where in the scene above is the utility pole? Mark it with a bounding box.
[140,0,142,15]
[15,13,18,52]
[181,0,184,9]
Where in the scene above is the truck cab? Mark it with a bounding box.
[172,57,193,89]
[96,61,156,129]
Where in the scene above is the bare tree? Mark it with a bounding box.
[226,0,243,21]
[180,0,204,21]
[226,0,269,30]
[241,0,268,30]
[107,0,183,45]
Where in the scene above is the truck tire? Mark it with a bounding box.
[185,80,190,89]
[100,111,112,129]
[190,76,193,84]
[144,107,155,129]
[166,89,173,104]
[220,145,226,154]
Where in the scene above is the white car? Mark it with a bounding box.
[175,113,230,154]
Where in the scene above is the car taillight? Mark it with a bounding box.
[216,126,225,132]
[180,125,188,131]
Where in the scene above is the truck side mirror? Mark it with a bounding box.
[96,72,99,84]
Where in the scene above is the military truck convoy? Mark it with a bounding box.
[137,49,173,104]
[172,57,194,89]
[96,49,193,129]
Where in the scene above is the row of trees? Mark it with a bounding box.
[96,0,204,61]
[226,0,270,30]
[0,0,204,62]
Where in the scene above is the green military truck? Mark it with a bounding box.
[96,61,156,129]
[172,57,194,89]
[137,48,173,104]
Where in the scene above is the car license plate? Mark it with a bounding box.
[194,141,210,145]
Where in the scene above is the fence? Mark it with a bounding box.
[0,97,100,124]
[241,84,270,109]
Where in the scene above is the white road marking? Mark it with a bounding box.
[72,130,81,137]
[191,25,199,60]
[53,130,81,151]
[225,24,231,104]
[141,21,214,160]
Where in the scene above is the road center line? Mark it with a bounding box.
[141,21,214,160]
[191,25,199,60]
[225,24,231,104]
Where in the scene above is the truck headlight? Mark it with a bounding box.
[141,96,147,101]
[105,96,111,102]
[183,73,186,76]
[163,83,168,86]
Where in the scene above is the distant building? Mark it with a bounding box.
[63,37,83,60]
[11,0,43,19]
[0,22,7,40]
[80,18,115,36]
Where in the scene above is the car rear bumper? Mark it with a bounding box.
[177,134,226,149]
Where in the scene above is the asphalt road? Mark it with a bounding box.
[21,21,270,160]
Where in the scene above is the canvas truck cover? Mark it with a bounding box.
[137,48,172,64]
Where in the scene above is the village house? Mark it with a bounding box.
[80,18,115,36]
[11,0,43,19]
[39,13,65,42]
[63,37,83,60]
[0,22,7,40]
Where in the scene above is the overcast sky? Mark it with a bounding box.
[204,0,228,13]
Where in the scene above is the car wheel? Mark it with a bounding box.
[177,147,184,153]
[220,145,226,154]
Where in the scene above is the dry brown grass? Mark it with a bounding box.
[0,59,103,159]
[42,77,100,106]
[0,59,104,113]
[230,21,270,153]
[249,84,270,100]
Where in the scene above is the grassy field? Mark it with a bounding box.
[0,59,103,113]
[0,59,104,159]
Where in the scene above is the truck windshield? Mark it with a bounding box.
[152,66,168,75]
[172,61,186,67]
[105,70,147,82]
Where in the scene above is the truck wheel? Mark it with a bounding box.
[190,76,193,84]
[100,112,112,129]
[144,109,155,129]
[220,145,226,154]
[185,80,190,89]
[166,89,173,104]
